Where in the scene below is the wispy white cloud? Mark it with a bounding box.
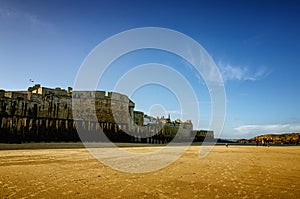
[234,124,300,138]
[0,7,55,32]
[218,62,270,81]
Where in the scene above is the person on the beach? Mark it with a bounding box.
[267,139,270,147]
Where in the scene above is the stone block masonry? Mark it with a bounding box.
[0,84,213,143]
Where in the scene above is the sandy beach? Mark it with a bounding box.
[0,144,299,198]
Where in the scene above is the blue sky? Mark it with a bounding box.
[0,0,300,138]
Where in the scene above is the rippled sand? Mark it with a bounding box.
[0,144,299,198]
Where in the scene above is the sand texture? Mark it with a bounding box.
[0,145,299,198]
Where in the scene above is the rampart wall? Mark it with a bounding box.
[0,85,213,143]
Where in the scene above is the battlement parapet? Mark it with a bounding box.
[108,92,129,103]
[72,90,130,103]
[4,91,28,100]
[72,91,95,98]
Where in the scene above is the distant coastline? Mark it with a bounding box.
[236,132,300,145]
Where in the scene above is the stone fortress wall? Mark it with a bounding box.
[0,84,213,143]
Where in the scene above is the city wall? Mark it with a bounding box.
[0,85,214,143]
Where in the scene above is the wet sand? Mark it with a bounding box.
[0,145,299,198]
